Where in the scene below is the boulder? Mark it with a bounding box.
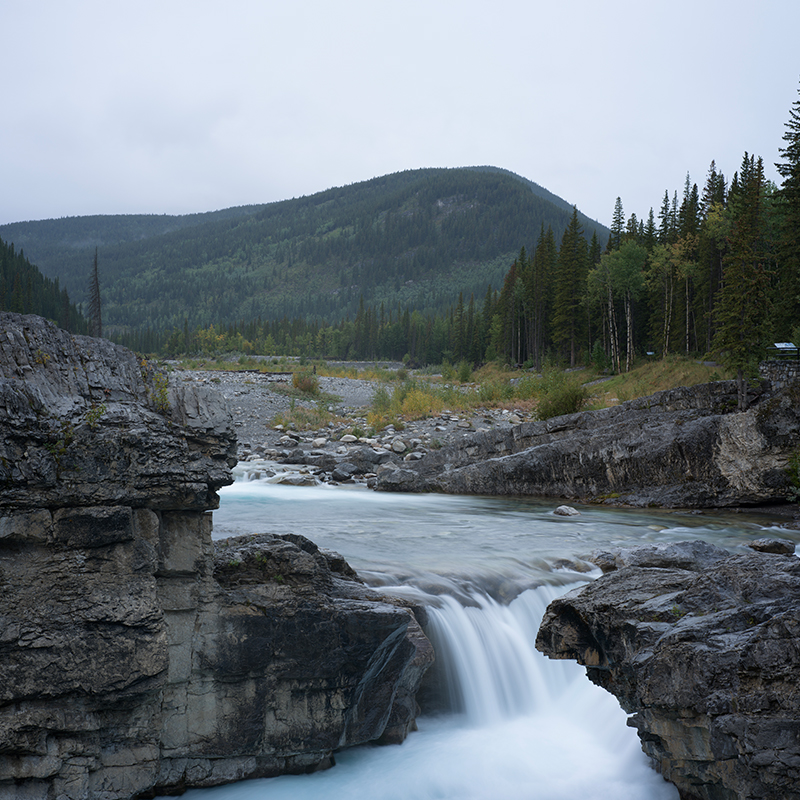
[536,540,800,800]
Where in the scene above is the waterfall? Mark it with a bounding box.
[183,585,679,799]
[424,586,577,724]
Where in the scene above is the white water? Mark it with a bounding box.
[179,466,797,799]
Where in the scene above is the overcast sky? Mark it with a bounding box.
[2,0,798,231]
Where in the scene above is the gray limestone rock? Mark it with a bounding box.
[376,379,800,508]
[0,314,432,799]
[536,541,800,800]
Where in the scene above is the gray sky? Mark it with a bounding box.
[2,0,798,231]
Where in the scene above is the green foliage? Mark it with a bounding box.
[44,419,75,472]
[84,403,107,429]
[0,169,609,348]
[139,358,171,414]
[456,359,473,383]
[713,154,773,409]
[534,369,589,420]
[0,236,88,333]
[291,368,319,395]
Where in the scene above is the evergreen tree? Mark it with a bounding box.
[87,248,102,338]
[774,79,800,339]
[552,208,588,366]
[697,161,727,351]
[610,197,625,250]
[713,154,772,410]
[527,226,556,370]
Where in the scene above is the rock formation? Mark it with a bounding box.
[536,540,800,800]
[0,313,431,799]
[376,380,800,508]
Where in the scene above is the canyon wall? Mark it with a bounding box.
[0,313,430,799]
[536,540,800,800]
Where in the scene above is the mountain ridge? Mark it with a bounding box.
[0,167,609,336]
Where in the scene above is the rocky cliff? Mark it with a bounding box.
[376,380,800,508]
[0,313,431,799]
[536,540,800,800]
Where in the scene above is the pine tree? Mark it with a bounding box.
[610,197,625,250]
[552,208,588,366]
[527,226,556,370]
[713,154,772,410]
[87,248,102,338]
[698,161,727,351]
[774,79,800,339]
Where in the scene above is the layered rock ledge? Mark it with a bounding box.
[536,540,800,800]
[376,380,800,508]
[0,313,431,799]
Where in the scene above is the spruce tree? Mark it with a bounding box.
[713,154,772,409]
[552,208,588,366]
[87,248,102,338]
[774,79,800,339]
[610,197,625,250]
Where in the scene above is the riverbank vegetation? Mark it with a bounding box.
[181,353,731,431]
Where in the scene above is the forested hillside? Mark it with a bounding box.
[0,237,88,333]
[0,168,607,339]
[489,80,800,405]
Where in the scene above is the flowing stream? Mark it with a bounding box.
[183,463,798,800]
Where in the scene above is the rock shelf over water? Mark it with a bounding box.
[537,540,800,800]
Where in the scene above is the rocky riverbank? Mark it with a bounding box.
[173,367,533,489]
[536,539,800,800]
[373,380,800,509]
[205,365,800,512]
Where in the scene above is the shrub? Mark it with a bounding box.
[535,370,588,420]
[371,385,392,414]
[456,359,473,383]
[292,368,319,395]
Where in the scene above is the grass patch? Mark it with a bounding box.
[292,368,319,394]
[270,402,345,431]
[591,358,734,407]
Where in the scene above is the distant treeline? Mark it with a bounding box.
[0,237,88,333]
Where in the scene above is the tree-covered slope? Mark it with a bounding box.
[0,168,608,336]
[0,237,88,333]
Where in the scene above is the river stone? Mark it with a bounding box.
[275,472,318,486]
[747,537,796,554]
[553,505,580,516]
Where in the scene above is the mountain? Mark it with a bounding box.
[0,167,609,337]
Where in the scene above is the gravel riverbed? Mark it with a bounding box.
[172,368,529,475]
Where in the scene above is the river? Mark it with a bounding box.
[181,462,797,800]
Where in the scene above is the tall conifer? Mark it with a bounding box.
[552,208,588,366]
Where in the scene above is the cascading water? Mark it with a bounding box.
[178,469,795,799]
[424,589,567,724]
[182,579,678,799]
